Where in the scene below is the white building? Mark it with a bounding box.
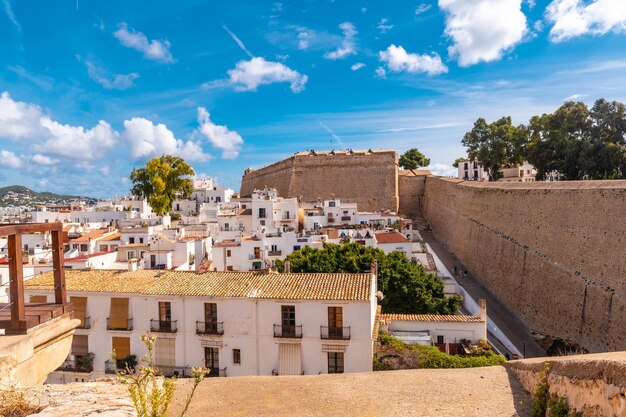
[457,159,538,182]
[25,268,378,383]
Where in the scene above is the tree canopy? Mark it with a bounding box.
[461,117,526,181]
[276,242,462,315]
[460,98,626,181]
[130,155,195,216]
[452,157,465,168]
[399,148,431,170]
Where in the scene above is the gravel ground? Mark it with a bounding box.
[168,367,531,417]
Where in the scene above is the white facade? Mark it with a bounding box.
[26,270,377,383]
[457,159,538,182]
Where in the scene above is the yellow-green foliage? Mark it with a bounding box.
[118,335,206,417]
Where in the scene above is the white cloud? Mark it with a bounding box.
[0,92,45,140]
[564,93,588,100]
[39,118,118,160]
[99,166,110,176]
[324,22,357,60]
[375,66,387,78]
[351,62,366,71]
[196,107,243,159]
[114,23,174,63]
[379,44,448,75]
[82,59,139,90]
[3,0,20,32]
[223,26,254,58]
[376,18,393,34]
[31,154,59,165]
[0,150,22,169]
[122,117,210,162]
[439,0,527,66]
[546,0,626,42]
[426,162,457,177]
[227,57,308,93]
[297,28,313,50]
[415,4,432,15]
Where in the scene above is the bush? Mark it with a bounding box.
[376,334,505,370]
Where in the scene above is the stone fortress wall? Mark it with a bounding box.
[240,150,399,213]
[421,177,626,352]
[240,150,626,352]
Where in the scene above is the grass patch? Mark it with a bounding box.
[0,390,44,417]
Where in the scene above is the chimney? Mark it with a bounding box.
[370,259,378,277]
[128,258,138,272]
[479,299,487,321]
[284,260,291,273]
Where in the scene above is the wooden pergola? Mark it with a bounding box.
[0,222,71,334]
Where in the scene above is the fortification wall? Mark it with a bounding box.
[240,150,399,212]
[397,171,429,218]
[422,177,626,352]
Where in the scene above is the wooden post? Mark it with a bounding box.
[51,228,67,305]
[8,233,25,328]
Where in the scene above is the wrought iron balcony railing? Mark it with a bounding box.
[150,319,178,333]
[196,321,224,335]
[273,324,302,338]
[320,326,351,340]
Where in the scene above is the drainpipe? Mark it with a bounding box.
[255,298,260,375]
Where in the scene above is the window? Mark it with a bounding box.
[464,162,468,170]
[258,208,266,218]
[271,244,278,252]
[129,237,135,244]
[139,238,144,244]
[205,303,217,325]
[281,305,296,337]
[80,244,88,252]
[328,352,344,374]
[233,349,241,364]
[72,335,89,358]
[293,245,301,251]
[159,302,172,322]
[127,251,136,260]
[226,250,231,257]
[328,201,335,207]
[71,296,88,328]
[109,298,130,330]
[437,335,444,344]
[343,210,348,214]
[260,220,265,226]
[112,337,131,368]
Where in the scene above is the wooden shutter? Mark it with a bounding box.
[29,295,47,304]
[71,296,87,327]
[72,335,89,356]
[155,337,176,367]
[109,298,129,329]
[278,344,301,375]
[328,306,343,328]
[112,337,130,358]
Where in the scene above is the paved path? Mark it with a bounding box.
[421,230,545,358]
[169,367,531,417]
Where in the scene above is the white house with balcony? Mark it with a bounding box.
[24,268,378,383]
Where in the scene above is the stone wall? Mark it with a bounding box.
[505,352,626,417]
[397,170,429,218]
[422,177,626,352]
[240,150,399,212]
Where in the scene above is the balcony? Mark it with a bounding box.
[327,217,335,223]
[196,321,224,335]
[341,216,351,221]
[77,316,92,329]
[320,326,351,340]
[249,254,262,260]
[106,317,133,331]
[150,319,178,333]
[267,250,282,256]
[274,324,303,338]
[57,358,93,373]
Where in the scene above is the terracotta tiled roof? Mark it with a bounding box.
[25,270,373,301]
[375,231,409,244]
[70,229,107,243]
[381,313,484,323]
[65,251,116,262]
[98,232,121,241]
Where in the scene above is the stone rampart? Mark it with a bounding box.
[240,150,399,212]
[422,177,626,352]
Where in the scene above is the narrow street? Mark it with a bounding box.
[421,230,546,358]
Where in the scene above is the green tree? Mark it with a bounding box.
[399,148,431,170]
[452,157,466,168]
[276,243,462,314]
[462,117,527,181]
[130,155,195,216]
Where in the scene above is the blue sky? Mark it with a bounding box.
[1,0,626,198]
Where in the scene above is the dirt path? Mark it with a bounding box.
[168,367,531,417]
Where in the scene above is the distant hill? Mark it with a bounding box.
[0,185,99,208]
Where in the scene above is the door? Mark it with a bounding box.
[205,303,217,333]
[155,338,176,375]
[158,302,172,332]
[150,254,156,268]
[278,344,301,375]
[204,347,219,377]
[281,305,295,337]
[328,352,344,374]
[328,306,343,339]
